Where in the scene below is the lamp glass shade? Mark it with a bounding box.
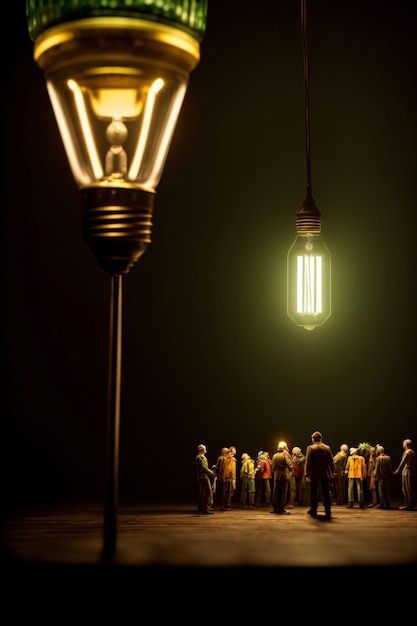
[31,16,202,192]
[26,1,208,274]
[287,232,331,331]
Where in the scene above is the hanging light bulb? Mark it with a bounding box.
[287,0,331,331]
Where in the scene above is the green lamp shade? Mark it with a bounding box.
[26,0,208,42]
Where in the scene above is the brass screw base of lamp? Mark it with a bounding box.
[296,197,322,234]
[80,186,155,275]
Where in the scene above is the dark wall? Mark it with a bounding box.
[3,1,416,509]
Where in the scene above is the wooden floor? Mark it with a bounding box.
[3,500,417,573]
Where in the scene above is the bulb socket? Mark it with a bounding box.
[296,197,322,234]
[80,186,154,275]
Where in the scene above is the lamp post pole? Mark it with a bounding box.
[102,274,122,563]
[26,0,208,564]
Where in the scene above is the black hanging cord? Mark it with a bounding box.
[301,0,312,201]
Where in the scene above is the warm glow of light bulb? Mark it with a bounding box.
[90,87,144,120]
[28,5,207,275]
[67,78,104,179]
[296,254,322,314]
[128,78,165,180]
[288,1,331,331]
[34,18,200,190]
[287,232,331,331]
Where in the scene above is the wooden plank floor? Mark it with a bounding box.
[3,500,417,571]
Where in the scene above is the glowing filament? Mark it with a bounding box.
[297,255,322,314]
[128,78,164,180]
[68,78,103,180]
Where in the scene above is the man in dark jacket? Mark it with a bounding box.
[270,441,293,515]
[305,431,336,519]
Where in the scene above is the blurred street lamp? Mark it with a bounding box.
[26,0,208,563]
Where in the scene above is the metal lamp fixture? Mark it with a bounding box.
[287,0,331,331]
[26,0,208,563]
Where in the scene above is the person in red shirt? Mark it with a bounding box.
[255,451,273,508]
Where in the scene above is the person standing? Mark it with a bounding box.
[345,447,367,509]
[288,446,306,508]
[196,444,215,515]
[270,441,293,514]
[366,445,380,508]
[240,453,256,508]
[332,443,349,505]
[228,445,238,504]
[393,438,416,511]
[255,451,273,508]
[213,447,229,509]
[215,447,236,510]
[304,431,336,519]
[374,445,392,509]
[254,451,264,505]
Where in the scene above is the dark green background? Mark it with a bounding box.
[3,0,416,508]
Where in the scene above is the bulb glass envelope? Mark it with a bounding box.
[32,17,201,193]
[287,232,331,331]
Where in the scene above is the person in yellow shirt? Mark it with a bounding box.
[345,447,367,509]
